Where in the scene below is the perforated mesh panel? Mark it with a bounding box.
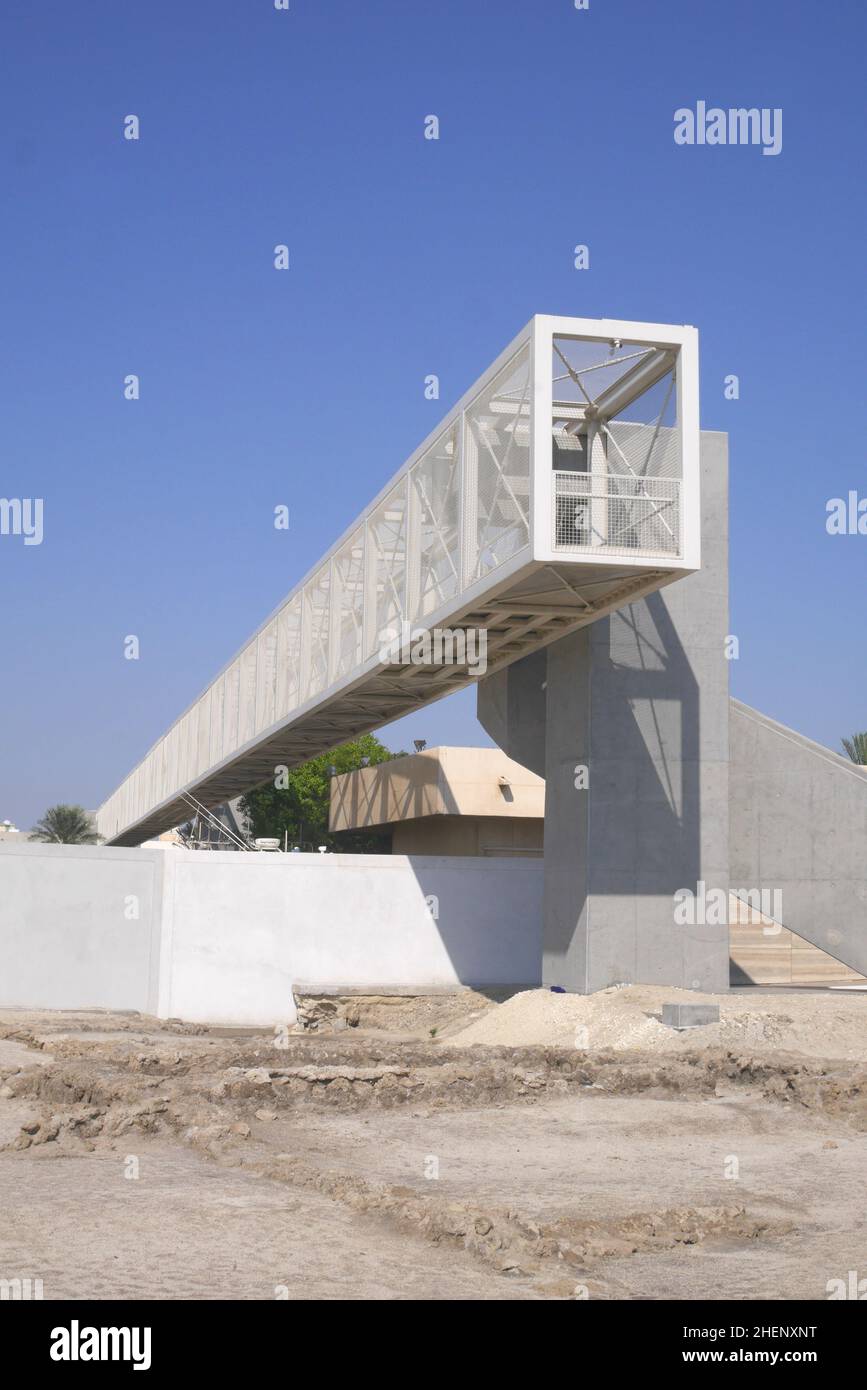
[553,473,681,556]
[411,421,460,620]
[275,594,302,720]
[605,420,681,481]
[174,712,190,790]
[239,642,258,747]
[368,479,408,653]
[180,711,198,789]
[166,730,178,802]
[222,660,241,757]
[208,675,225,768]
[305,563,332,701]
[255,619,279,733]
[465,347,531,581]
[196,688,211,777]
[334,529,365,678]
[141,746,155,818]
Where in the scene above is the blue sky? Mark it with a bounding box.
[1,0,864,828]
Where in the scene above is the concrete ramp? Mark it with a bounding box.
[730,699,867,977]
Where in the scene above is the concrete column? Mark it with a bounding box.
[477,646,546,778]
[478,430,730,993]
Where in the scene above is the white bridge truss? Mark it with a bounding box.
[99,315,700,845]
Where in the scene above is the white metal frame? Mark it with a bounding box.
[531,315,700,570]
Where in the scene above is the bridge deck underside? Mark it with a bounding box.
[107,560,670,846]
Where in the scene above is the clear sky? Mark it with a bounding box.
[1,0,864,829]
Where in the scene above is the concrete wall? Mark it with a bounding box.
[0,844,542,1026]
[162,851,541,1024]
[0,841,164,1013]
[730,699,867,977]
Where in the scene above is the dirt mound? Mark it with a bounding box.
[446,984,867,1061]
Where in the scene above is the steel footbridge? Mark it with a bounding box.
[98,315,700,845]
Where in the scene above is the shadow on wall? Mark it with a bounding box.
[481,587,703,891]
[329,746,535,832]
[403,855,543,988]
[539,582,706,988]
[590,589,702,892]
[330,751,446,826]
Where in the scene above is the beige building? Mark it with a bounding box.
[331,747,865,987]
[329,746,544,857]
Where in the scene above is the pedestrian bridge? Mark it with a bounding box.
[98,315,700,845]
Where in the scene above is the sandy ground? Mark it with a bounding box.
[254,1091,867,1300]
[0,1145,535,1300]
[1,989,867,1301]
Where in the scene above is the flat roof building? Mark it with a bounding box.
[329,746,544,857]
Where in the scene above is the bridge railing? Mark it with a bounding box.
[553,470,681,557]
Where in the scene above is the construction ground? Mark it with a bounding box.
[2,984,866,1301]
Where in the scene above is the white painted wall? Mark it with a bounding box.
[0,842,164,1012]
[0,845,542,1026]
[161,851,542,1025]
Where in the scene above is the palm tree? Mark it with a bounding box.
[842,733,867,765]
[30,804,99,844]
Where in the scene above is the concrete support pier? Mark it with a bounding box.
[479,431,731,993]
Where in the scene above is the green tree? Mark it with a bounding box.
[842,732,867,765]
[30,804,99,844]
[240,733,402,852]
